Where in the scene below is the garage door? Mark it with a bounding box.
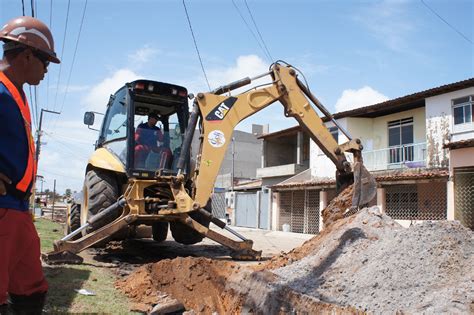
[235,193,257,228]
[454,168,474,230]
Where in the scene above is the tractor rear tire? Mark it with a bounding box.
[170,200,212,245]
[152,222,169,242]
[84,169,120,238]
[67,203,81,240]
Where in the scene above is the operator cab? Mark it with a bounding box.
[84,80,190,179]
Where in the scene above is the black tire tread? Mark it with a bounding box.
[170,200,212,245]
[152,222,168,242]
[68,203,81,240]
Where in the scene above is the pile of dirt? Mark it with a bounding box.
[321,185,354,227]
[117,207,474,314]
[115,257,244,314]
[243,207,474,314]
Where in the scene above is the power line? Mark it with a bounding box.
[30,0,35,17]
[231,0,272,63]
[46,0,53,111]
[53,0,88,131]
[420,0,473,45]
[243,0,273,62]
[182,0,211,91]
[52,0,71,113]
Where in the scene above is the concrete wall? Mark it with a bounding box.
[425,87,474,167]
[265,135,297,167]
[310,108,426,179]
[450,147,474,171]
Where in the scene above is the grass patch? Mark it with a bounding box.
[35,218,137,314]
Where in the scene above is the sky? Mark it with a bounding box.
[1,0,473,193]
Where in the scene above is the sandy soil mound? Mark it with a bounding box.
[117,207,473,314]
[116,257,244,313]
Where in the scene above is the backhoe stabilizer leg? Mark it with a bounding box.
[180,215,262,261]
[42,215,136,264]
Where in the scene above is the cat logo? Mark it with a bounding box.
[205,97,237,122]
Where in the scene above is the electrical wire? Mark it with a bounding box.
[52,0,71,113]
[231,0,272,64]
[420,0,473,45]
[243,0,273,62]
[46,0,53,111]
[30,0,35,17]
[182,0,211,91]
[51,0,88,132]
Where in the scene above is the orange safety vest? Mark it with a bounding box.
[0,72,37,197]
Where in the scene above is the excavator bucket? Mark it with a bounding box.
[352,161,377,207]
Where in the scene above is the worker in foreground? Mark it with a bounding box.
[0,16,60,315]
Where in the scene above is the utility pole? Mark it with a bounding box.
[52,179,56,221]
[36,108,61,163]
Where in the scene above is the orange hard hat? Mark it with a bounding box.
[1,16,60,63]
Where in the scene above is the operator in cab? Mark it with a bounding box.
[134,113,172,169]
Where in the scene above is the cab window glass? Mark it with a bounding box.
[103,88,127,142]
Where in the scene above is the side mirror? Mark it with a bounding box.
[84,112,95,126]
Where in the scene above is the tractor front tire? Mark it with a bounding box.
[67,203,81,240]
[152,222,169,242]
[170,200,212,245]
[84,169,120,240]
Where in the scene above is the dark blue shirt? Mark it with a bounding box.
[0,82,29,211]
[136,122,161,147]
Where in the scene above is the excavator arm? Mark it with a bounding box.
[187,62,376,210]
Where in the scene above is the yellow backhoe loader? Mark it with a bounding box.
[44,61,376,264]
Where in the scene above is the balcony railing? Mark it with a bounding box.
[362,142,427,171]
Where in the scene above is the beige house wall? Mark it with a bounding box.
[367,107,426,151]
[449,147,474,171]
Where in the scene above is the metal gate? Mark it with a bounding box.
[385,183,447,220]
[454,168,474,229]
[211,192,226,219]
[259,190,269,229]
[278,189,320,234]
[235,192,257,228]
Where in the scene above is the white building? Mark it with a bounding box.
[268,78,474,233]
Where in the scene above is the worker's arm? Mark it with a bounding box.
[0,172,12,195]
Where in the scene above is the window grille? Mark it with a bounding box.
[386,183,447,220]
[454,168,474,230]
[278,189,320,234]
[211,193,227,219]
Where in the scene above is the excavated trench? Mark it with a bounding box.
[115,188,473,314]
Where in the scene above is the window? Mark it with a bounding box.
[388,117,414,164]
[328,126,339,143]
[453,95,474,125]
[102,88,128,142]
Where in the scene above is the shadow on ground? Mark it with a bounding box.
[42,266,90,313]
[92,239,234,266]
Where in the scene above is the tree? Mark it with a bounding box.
[65,188,72,198]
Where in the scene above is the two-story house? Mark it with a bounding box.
[269,78,474,233]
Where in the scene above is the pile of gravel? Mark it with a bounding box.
[272,207,474,314]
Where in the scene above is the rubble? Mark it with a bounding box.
[117,207,474,314]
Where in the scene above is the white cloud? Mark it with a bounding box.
[83,68,142,112]
[207,55,270,92]
[335,86,389,112]
[128,45,159,65]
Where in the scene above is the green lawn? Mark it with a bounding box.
[35,218,138,314]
